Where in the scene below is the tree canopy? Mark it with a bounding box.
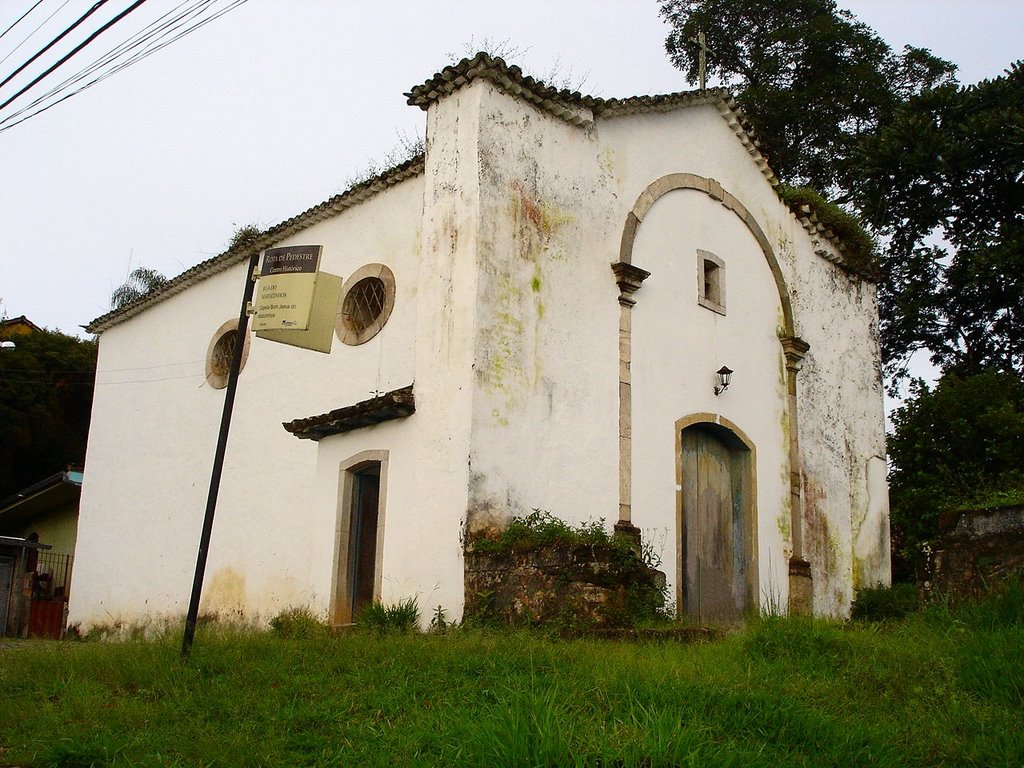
[0,327,97,500]
[111,266,168,310]
[660,0,1023,388]
[858,66,1024,381]
[887,372,1024,563]
[660,0,955,197]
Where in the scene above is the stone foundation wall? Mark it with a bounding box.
[464,543,666,628]
[922,505,1024,598]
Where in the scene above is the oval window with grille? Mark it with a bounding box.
[336,264,396,346]
[205,319,251,389]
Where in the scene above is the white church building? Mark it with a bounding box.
[71,53,890,630]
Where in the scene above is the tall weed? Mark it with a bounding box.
[357,597,420,634]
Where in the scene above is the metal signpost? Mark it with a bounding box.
[181,244,329,659]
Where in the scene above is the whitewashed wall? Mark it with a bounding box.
[71,175,425,629]
[72,76,889,629]
[466,82,620,533]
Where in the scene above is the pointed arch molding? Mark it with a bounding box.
[614,173,812,613]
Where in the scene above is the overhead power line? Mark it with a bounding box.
[0,0,47,45]
[0,0,72,68]
[0,0,249,133]
[0,0,148,115]
[0,0,110,92]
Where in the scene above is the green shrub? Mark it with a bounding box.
[269,607,328,639]
[470,508,613,555]
[358,597,421,634]
[851,583,920,621]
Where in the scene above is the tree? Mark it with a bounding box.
[659,0,955,198]
[887,372,1024,565]
[858,66,1024,382]
[0,328,97,499]
[660,1,1024,391]
[110,266,167,310]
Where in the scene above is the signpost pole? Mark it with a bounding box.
[181,249,261,659]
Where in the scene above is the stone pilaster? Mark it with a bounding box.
[780,334,812,615]
[610,262,651,526]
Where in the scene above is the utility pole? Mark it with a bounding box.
[181,249,261,659]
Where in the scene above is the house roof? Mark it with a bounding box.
[85,155,425,334]
[86,54,866,335]
[283,385,415,441]
[0,470,83,530]
[0,316,43,337]
[0,535,52,552]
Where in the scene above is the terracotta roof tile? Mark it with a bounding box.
[86,155,424,334]
[283,385,415,441]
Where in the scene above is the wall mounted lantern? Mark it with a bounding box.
[714,365,733,396]
[0,341,15,351]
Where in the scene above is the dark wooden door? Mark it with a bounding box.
[681,426,745,622]
[349,467,380,617]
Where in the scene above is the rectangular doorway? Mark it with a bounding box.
[331,450,388,626]
[348,464,380,619]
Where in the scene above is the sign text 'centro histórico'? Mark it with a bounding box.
[252,245,323,331]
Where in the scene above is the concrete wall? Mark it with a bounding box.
[11,506,79,556]
[72,75,889,628]
[466,82,619,533]
[598,106,791,613]
[71,174,425,629]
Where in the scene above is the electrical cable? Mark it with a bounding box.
[0,0,149,115]
[0,0,211,125]
[0,0,248,132]
[0,0,109,92]
[0,0,72,68]
[0,0,47,44]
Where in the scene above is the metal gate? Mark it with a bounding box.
[0,555,13,635]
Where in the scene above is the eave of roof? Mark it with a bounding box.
[85,154,425,334]
[89,54,868,337]
[0,470,83,515]
[283,384,415,441]
[0,535,51,551]
[408,54,860,275]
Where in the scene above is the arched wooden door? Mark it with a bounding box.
[679,422,755,622]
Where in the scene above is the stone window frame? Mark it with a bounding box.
[336,263,396,346]
[697,249,726,315]
[205,319,251,389]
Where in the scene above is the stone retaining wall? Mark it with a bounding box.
[464,543,666,628]
[922,505,1024,598]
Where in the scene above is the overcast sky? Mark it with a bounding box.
[1,0,1022,340]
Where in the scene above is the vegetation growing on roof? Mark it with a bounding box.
[445,39,591,93]
[344,131,424,189]
[227,223,264,252]
[779,185,881,278]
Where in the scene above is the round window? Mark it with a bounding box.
[342,277,386,332]
[205,320,250,389]
[336,264,396,346]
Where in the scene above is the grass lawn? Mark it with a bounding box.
[1,592,1021,767]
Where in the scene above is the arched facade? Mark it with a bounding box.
[613,173,812,614]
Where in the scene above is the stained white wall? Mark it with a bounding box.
[71,175,425,629]
[72,79,889,629]
[466,82,620,532]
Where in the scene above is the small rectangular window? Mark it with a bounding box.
[697,249,726,315]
